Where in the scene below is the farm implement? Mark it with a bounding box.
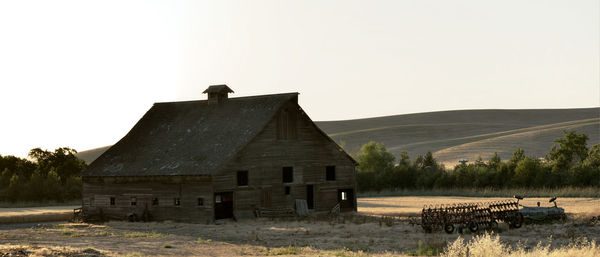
[420,197,524,233]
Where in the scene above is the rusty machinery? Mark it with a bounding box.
[421,196,524,233]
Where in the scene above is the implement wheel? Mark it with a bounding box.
[510,213,523,228]
[468,222,479,233]
[444,224,454,234]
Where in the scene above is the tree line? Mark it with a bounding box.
[1,131,598,202]
[355,131,600,192]
[0,147,87,202]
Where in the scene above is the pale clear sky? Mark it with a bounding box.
[0,0,598,158]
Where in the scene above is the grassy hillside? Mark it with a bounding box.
[78,108,600,167]
[76,146,111,164]
[317,108,600,167]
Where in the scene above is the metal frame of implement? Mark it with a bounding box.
[421,199,523,233]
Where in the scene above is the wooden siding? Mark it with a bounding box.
[82,98,357,221]
[82,176,213,223]
[215,101,357,214]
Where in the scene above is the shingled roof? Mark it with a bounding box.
[82,93,299,177]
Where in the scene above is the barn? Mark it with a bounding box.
[81,85,357,222]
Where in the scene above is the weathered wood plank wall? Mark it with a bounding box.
[82,98,356,222]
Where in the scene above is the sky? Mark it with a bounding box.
[0,0,598,158]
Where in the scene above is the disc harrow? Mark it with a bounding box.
[420,199,523,233]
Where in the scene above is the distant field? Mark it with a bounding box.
[77,108,600,166]
[318,108,600,167]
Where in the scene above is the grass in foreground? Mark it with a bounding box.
[442,233,599,257]
[358,187,600,198]
[123,231,164,238]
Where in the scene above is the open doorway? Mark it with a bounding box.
[214,192,233,219]
[338,189,354,211]
[306,185,314,209]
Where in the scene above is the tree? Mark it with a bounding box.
[356,142,395,172]
[487,153,501,170]
[398,151,411,167]
[28,147,86,183]
[355,142,396,191]
[422,151,438,170]
[547,131,589,172]
[513,157,544,187]
[571,144,600,186]
[509,148,525,167]
[0,147,86,202]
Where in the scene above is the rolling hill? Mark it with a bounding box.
[77,108,600,168]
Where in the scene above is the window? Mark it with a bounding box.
[174,198,181,206]
[282,167,293,183]
[341,192,347,201]
[237,170,248,186]
[197,198,204,206]
[215,195,222,203]
[110,197,115,206]
[152,198,159,206]
[285,186,291,195]
[130,197,137,206]
[326,166,336,181]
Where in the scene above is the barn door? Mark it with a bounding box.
[306,185,314,209]
[261,189,272,208]
[338,189,354,211]
[214,192,234,219]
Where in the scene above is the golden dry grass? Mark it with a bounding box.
[0,205,78,224]
[357,196,600,217]
[442,233,599,257]
[1,196,599,256]
[433,119,599,168]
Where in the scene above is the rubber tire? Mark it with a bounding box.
[444,224,455,234]
[468,222,479,233]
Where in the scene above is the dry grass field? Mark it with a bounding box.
[358,196,600,217]
[1,196,599,256]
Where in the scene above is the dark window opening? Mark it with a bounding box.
[130,197,137,206]
[110,197,115,206]
[237,170,248,186]
[174,198,181,206]
[152,198,159,206]
[285,186,291,195]
[282,167,293,183]
[326,166,336,181]
[197,198,204,206]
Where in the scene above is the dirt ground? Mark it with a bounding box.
[0,197,598,256]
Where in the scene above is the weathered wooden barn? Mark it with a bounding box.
[81,85,357,222]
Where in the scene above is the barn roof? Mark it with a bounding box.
[82,93,299,177]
